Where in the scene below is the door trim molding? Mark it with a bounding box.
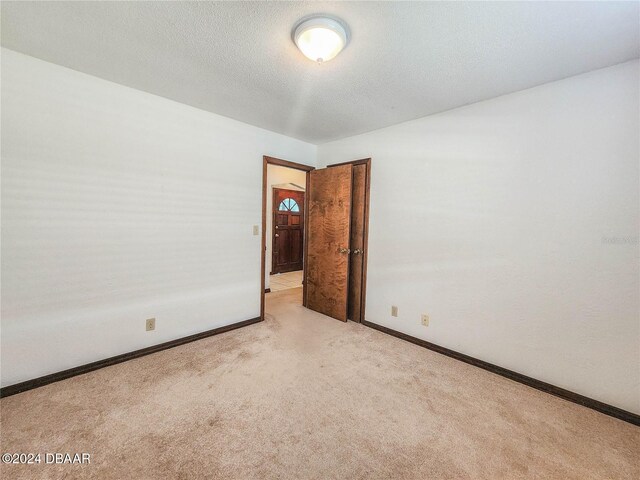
[262,156,315,319]
[361,320,640,426]
[0,316,261,398]
[328,158,371,322]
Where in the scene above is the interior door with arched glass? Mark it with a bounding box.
[272,188,305,274]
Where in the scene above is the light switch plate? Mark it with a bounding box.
[391,306,398,317]
[253,225,259,236]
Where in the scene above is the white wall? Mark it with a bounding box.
[265,164,306,287]
[0,49,316,386]
[318,61,640,414]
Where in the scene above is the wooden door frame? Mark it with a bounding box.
[327,158,371,323]
[271,187,305,275]
[261,156,370,323]
[261,156,315,320]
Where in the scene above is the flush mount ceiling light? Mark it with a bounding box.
[293,15,349,63]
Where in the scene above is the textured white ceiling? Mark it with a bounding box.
[2,1,638,144]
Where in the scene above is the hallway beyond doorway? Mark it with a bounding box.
[268,270,303,292]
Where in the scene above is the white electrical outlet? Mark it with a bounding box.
[146,318,156,331]
[421,314,429,327]
[391,306,398,317]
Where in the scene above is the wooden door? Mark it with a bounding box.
[348,164,367,322]
[305,164,353,321]
[272,188,304,274]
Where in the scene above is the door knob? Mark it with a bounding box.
[275,234,279,238]
[339,247,350,254]
[353,249,363,255]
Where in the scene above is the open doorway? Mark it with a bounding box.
[260,155,371,324]
[261,156,314,319]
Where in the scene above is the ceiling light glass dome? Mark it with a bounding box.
[293,16,349,63]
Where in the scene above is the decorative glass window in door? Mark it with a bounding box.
[278,198,300,212]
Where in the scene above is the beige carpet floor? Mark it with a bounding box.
[1,287,638,479]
